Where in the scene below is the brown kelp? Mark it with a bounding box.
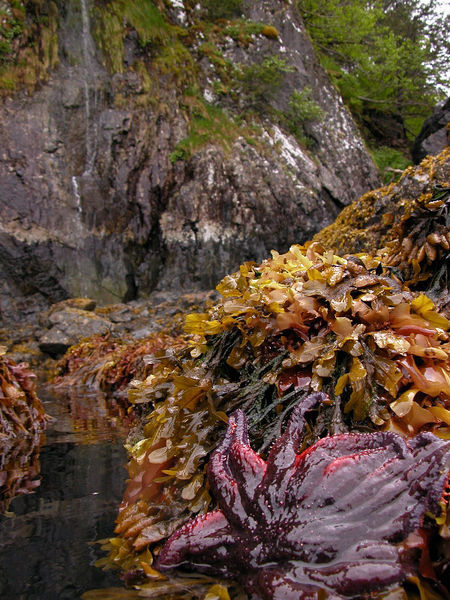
[314,148,449,309]
[379,183,449,311]
[99,242,449,598]
[0,350,49,511]
[54,332,186,399]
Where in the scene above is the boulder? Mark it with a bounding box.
[38,307,113,356]
[411,97,450,164]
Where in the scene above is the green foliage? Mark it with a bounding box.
[283,87,324,142]
[297,0,449,144]
[170,96,259,162]
[240,55,294,109]
[0,0,58,94]
[369,146,412,183]
[0,1,24,63]
[203,0,243,21]
[121,0,169,48]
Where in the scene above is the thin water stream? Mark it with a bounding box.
[71,0,101,217]
[79,0,99,176]
[0,387,130,600]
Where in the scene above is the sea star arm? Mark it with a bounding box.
[208,410,266,529]
[156,509,233,574]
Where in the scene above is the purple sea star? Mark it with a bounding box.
[157,393,450,599]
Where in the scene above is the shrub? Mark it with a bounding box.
[284,87,324,141]
[203,0,243,20]
[240,55,294,109]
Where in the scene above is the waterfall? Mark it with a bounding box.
[80,0,98,176]
[71,176,82,212]
[70,0,101,213]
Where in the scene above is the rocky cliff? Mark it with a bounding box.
[0,0,379,322]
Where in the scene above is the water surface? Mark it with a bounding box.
[0,386,130,600]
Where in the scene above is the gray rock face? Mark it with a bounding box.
[0,0,379,323]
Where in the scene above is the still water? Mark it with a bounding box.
[0,386,130,600]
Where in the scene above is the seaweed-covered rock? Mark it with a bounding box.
[313,148,449,257]
[0,352,49,510]
[96,242,449,598]
[314,148,450,310]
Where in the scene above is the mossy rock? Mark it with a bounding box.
[313,148,450,255]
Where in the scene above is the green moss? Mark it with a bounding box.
[203,0,243,20]
[133,58,154,100]
[153,39,197,86]
[92,0,174,73]
[198,41,237,96]
[0,69,17,89]
[170,97,259,163]
[223,19,265,45]
[261,25,279,39]
[369,146,412,184]
[122,0,169,48]
[0,1,24,63]
[0,0,58,95]
[91,8,124,73]
[92,0,198,97]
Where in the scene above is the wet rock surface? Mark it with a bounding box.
[0,0,379,320]
[0,291,214,373]
[38,307,114,356]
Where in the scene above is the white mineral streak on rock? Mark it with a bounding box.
[168,0,187,24]
[203,87,215,103]
[265,126,316,173]
[291,21,304,35]
[207,163,215,187]
[200,222,235,242]
[72,176,83,212]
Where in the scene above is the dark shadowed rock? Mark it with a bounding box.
[412,97,450,164]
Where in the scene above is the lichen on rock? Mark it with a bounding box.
[313,148,449,265]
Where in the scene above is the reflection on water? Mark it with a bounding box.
[0,386,130,600]
[0,432,44,513]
